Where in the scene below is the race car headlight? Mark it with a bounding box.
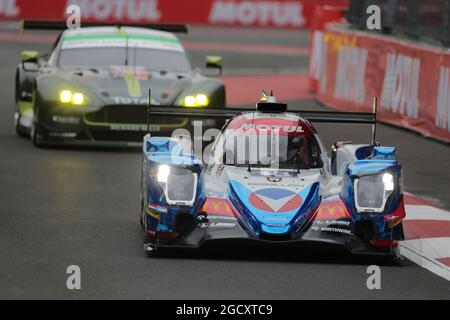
[157,164,170,183]
[59,90,72,103]
[183,94,209,107]
[382,172,394,191]
[155,165,198,206]
[59,90,85,106]
[195,94,209,106]
[72,93,85,105]
[354,173,394,213]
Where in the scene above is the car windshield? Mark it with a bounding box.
[217,130,323,169]
[58,47,191,72]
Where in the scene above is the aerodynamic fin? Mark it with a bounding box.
[21,20,189,33]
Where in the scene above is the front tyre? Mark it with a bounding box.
[390,246,404,265]
[140,199,145,229]
[14,72,26,137]
[14,111,27,137]
[31,122,43,147]
[30,93,45,147]
[14,102,31,137]
[144,243,160,258]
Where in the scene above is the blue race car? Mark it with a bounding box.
[139,93,405,257]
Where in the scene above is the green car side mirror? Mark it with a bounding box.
[21,50,39,63]
[206,56,223,75]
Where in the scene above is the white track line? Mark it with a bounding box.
[401,197,450,282]
[400,241,450,282]
[404,205,450,221]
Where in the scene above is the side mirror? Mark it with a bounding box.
[21,51,40,72]
[21,50,39,63]
[205,56,223,75]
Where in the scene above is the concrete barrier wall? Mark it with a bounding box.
[310,24,450,143]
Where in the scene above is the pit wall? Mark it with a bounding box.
[0,0,348,29]
[310,24,450,143]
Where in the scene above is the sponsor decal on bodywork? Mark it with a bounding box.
[110,65,149,80]
[313,200,351,220]
[202,198,236,216]
[308,200,353,235]
[248,188,302,213]
[146,203,168,219]
[111,96,148,104]
[227,115,311,136]
[111,124,159,131]
[52,115,80,124]
[266,176,282,183]
[310,223,353,235]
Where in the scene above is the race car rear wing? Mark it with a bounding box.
[146,92,379,145]
[21,20,189,33]
[146,106,376,122]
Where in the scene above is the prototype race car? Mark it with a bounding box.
[15,21,225,146]
[140,94,405,258]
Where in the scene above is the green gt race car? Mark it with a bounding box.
[15,21,225,147]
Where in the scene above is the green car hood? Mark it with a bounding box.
[41,66,199,106]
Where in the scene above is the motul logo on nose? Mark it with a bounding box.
[209,0,305,27]
[0,0,19,17]
[67,0,161,21]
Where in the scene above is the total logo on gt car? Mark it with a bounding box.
[15,21,225,147]
[140,94,406,258]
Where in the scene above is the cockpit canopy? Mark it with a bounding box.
[213,113,323,169]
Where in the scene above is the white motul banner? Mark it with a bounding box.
[0,0,349,29]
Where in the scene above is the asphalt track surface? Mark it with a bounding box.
[0,26,449,299]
